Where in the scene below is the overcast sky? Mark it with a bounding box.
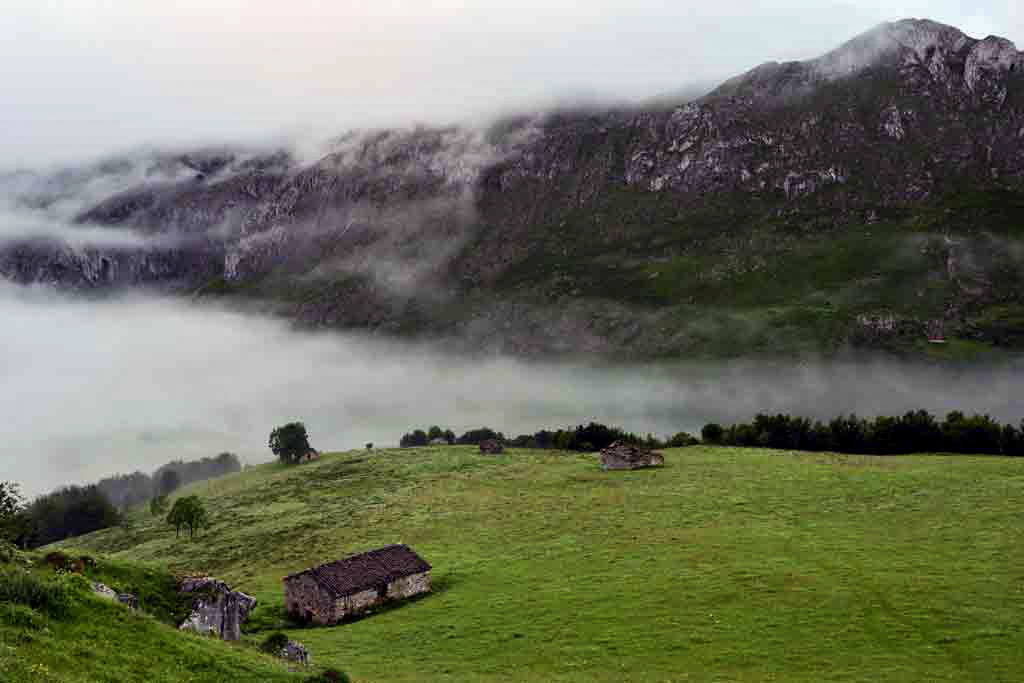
[1,1,1022,166]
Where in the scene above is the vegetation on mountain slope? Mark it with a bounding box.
[50,445,1024,682]
[5,19,1024,359]
[0,551,302,682]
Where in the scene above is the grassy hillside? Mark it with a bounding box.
[0,556,303,682]
[55,446,1024,682]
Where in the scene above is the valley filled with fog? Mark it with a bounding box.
[2,281,1021,496]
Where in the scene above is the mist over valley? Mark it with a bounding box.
[5,6,1024,681]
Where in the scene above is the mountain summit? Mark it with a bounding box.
[3,19,1024,358]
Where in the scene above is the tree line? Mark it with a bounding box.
[95,452,241,509]
[399,412,1024,458]
[702,411,1024,456]
[0,452,241,549]
[400,422,699,452]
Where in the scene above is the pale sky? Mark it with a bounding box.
[1,1,1021,166]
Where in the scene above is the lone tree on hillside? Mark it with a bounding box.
[269,422,312,464]
[166,496,208,539]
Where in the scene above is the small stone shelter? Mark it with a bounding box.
[283,545,431,624]
[600,441,665,470]
[479,439,505,455]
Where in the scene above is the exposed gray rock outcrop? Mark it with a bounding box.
[281,640,310,666]
[91,581,118,601]
[178,576,256,641]
[117,593,139,610]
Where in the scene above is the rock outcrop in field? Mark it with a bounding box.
[178,576,257,641]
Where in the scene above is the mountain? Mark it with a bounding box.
[3,18,1024,359]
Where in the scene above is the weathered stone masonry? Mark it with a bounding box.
[283,544,431,625]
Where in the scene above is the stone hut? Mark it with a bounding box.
[479,439,505,455]
[600,441,665,470]
[283,544,431,625]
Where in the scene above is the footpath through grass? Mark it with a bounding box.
[57,446,1024,682]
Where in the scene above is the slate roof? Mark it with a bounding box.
[284,544,431,598]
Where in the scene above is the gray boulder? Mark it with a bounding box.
[178,577,256,641]
[91,582,118,601]
[117,593,139,609]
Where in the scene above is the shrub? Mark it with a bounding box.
[269,422,313,464]
[0,569,76,619]
[0,540,27,565]
[1002,423,1024,457]
[667,432,699,447]
[701,423,724,444]
[260,631,290,655]
[150,495,169,517]
[19,484,122,549]
[456,428,504,446]
[0,602,46,630]
[400,430,429,448]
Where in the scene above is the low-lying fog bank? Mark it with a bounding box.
[2,281,1022,496]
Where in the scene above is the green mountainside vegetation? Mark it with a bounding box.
[16,445,1023,682]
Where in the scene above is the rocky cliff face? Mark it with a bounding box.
[3,19,1024,358]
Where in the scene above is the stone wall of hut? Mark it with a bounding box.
[287,570,433,624]
[387,571,432,600]
[331,588,382,621]
[330,571,432,621]
[284,574,335,625]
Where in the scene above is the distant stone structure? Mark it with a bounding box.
[600,441,665,470]
[479,439,505,455]
[283,544,431,625]
[178,577,257,641]
[282,640,310,666]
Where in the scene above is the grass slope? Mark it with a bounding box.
[56,446,1024,682]
[0,563,301,683]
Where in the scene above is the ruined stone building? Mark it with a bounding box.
[283,544,431,624]
[600,441,665,470]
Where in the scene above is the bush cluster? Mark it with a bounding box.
[0,568,81,619]
[707,410,1024,456]
[96,452,241,509]
[14,485,122,549]
[260,631,290,655]
[399,426,457,447]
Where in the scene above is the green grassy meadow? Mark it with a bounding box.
[36,446,1024,682]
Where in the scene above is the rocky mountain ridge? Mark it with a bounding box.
[3,18,1024,358]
